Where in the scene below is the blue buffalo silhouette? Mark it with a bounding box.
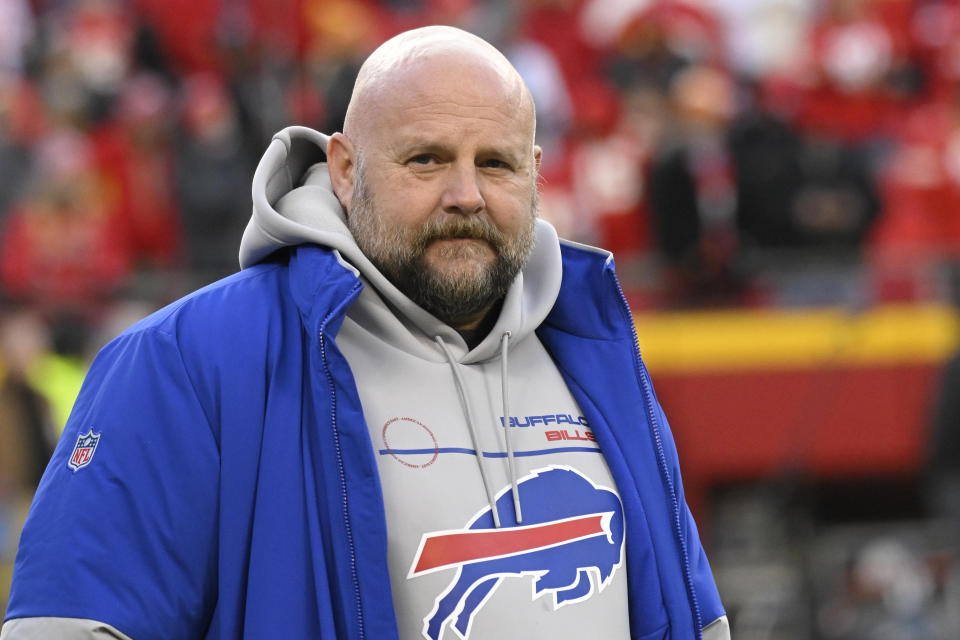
[416,466,624,640]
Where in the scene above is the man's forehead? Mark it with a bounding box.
[371,72,533,159]
[382,60,526,120]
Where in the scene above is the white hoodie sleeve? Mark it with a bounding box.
[703,614,732,640]
[1,617,133,639]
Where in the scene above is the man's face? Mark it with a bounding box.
[345,60,540,328]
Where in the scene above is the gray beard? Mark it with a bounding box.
[347,165,537,327]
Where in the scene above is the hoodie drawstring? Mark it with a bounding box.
[435,336,502,528]
[434,332,521,528]
[500,331,522,524]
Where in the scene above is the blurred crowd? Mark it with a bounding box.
[3,0,960,626]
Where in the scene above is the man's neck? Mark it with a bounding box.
[453,300,503,350]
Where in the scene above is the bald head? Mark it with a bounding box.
[343,26,536,151]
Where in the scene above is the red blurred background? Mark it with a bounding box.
[2,0,960,637]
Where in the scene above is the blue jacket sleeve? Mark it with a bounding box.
[4,327,220,639]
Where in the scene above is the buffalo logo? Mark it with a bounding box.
[68,429,101,471]
[408,466,624,640]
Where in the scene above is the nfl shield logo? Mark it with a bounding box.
[68,429,101,471]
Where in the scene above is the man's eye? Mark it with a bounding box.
[480,159,510,170]
[409,154,436,165]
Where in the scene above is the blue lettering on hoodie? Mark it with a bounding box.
[500,414,589,428]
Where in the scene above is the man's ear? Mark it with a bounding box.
[327,133,357,212]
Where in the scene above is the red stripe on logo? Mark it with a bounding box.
[412,513,607,575]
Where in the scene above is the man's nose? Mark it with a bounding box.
[440,163,485,215]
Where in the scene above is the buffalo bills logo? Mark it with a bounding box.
[67,429,101,471]
[408,466,624,640]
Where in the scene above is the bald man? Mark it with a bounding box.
[2,27,728,640]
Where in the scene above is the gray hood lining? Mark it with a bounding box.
[239,125,563,365]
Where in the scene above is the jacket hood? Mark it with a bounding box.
[239,126,562,363]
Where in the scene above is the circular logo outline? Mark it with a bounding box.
[382,416,439,468]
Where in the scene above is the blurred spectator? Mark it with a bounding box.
[646,63,743,305]
[505,27,574,171]
[95,72,182,268]
[0,128,132,312]
[133,0,225,73]
[0,309,55,619]
[0,76,41,219]
[38,0,136,126]
[727,106,805,250]
[173,74,254,281]
[603,0,725,94]
[568,83,663,255]
[0,310,55,500]
[26,312,93,437]
[647,57,882,307]
[793,0,919,144]
[870,92,960,256]
[0,0,35,74]
[910,0,960,103]
[706,0,812,82]
[524,0,601,110]
[818,536,943,640]
[302,0,374,134]
[783,137,880,249]
[731,106,881,251]
[580,0,650,50]
[218,2,299,151]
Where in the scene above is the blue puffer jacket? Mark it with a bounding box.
[5,242,723,639]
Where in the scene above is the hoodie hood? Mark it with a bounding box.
[239,126,562,363]
[240,127,593,540]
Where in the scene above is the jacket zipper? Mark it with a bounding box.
[319,310,365,640]
[613,278,703,640]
